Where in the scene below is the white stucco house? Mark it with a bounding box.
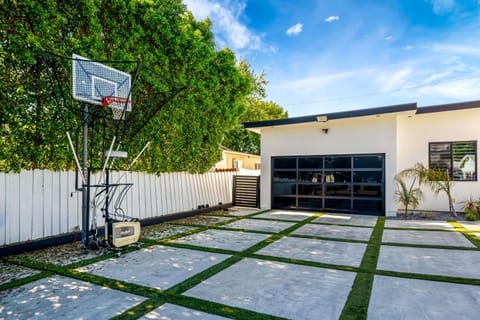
[244,100,480,216]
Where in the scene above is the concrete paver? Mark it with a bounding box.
[256,236,367,267]
[377,246,480,279]
[184,258,356,320]
[0,276,145,320]
[292,223,373,241]
[368,275,480,320]
[384,220,454,230]
[76,245,229,290]
[382,229,475,247]
[223,218,295,233]
[254,210,315,221]
[140,303,229,320]
[313,213,377,227]
[460,221,480,231]
[172,229,270,251]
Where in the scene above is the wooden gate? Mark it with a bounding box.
[233,175,260,208]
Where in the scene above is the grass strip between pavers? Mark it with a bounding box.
[168,294,288,320]
[383,226,460,232]
[309,221,376,229]
[287,233,370,244]
[110,298,167,320]
[449,221,480,248]
[380,242,480,251]
[6,255,164,300]
[374,269,480,286]
[340,217,385,320]
[250,253,358,273]
[0,270,53,292]
[160,241,238,255]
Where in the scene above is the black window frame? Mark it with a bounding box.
[429,141,477,182]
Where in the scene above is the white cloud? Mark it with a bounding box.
[325,16,340,23]
[417,78,480,101]
[184,0,261,50]
[377,67,413,92]
[403,45,413,50]
[384,36,393,41]
[431,0,455,15]
[433,43,480,56]
[286,23,303,36]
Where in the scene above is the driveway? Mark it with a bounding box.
[1,208,480,319]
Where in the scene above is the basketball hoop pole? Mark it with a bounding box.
[81,102,90,254]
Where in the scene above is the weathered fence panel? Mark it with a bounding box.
[0,169,248,246]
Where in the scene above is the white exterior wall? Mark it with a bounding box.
[260,114,401,216]
[397,108,480,212]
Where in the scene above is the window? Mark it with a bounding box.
[429,141,477,181]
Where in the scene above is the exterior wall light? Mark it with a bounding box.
[316,115,328,122]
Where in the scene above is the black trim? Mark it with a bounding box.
[416,100,480,114]
[0,203,233,258]
[244,100,480,130]
[244,103,417,128]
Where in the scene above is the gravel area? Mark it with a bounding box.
[172,214,234,226]
[387,211,466,221]
[205,209,239,216]
[11,241,100,266]
[141,223,198,240]
[0,262,40,286]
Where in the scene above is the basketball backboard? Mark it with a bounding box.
[72,54,132,111]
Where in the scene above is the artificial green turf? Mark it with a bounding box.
[110,298,166,320]
[449,221,480,248]
[4,210,480,320]
[339,217,385,320]
[169,295,287,320]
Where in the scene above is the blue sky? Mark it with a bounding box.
[184,0,480,117]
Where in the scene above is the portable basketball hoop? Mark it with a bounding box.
[70,53,140,254]
[102,96,131,120]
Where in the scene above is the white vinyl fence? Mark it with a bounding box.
[0,169,258,246]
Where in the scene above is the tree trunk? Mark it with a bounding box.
[448,195,457,217]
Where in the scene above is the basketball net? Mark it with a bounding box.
[102,96,131,120]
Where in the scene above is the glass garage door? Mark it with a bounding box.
[271,154,385,215]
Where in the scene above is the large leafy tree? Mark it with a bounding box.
[222,61,288,154]
[0,0,252,173]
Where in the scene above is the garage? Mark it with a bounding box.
[272,154,385,215]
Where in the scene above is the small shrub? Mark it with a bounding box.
[461,196,479,220]
[466,211,477,221]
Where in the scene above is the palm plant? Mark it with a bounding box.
[395,176,423,216]
[425,168,456,217]
[398,163,457,217]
